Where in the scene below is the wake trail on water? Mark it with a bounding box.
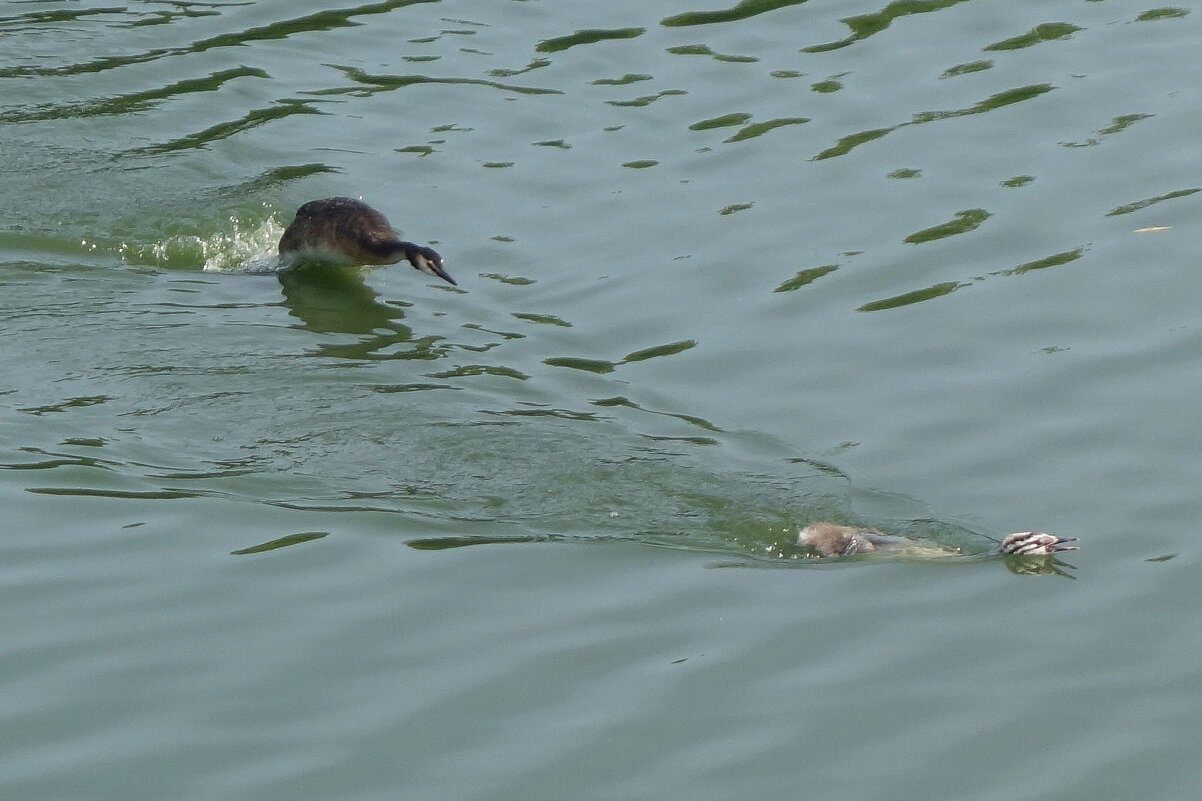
[91,205,289,273]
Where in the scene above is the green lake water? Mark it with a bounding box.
[3,1,1202,799]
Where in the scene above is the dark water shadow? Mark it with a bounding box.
[277,265,450,361]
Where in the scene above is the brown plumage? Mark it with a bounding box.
[797,522,947,557]
[278,197,455,285]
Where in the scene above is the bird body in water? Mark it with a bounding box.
[278,197,456,285]
[797,522,1077,558]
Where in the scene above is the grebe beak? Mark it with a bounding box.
[408,246,457,286]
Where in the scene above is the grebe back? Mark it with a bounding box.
[278,197,455,285]
[796,522,948,557]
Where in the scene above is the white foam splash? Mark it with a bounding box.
[199,213,286,273]
[113,209,287,273]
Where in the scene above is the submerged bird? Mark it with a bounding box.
[796,521,1077,558]
[277,197,456,285]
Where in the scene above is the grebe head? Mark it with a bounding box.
[401,243,456,286]
[998,532,1077,555]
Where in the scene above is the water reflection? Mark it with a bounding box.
[1001,554,1078,578]
[277,265,448,361]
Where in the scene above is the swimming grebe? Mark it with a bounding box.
[278,197,456,285]
[796,522,1077,558]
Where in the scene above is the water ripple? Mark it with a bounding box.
[661,0,810,28]
[18,396,113,416]
[858,281,965,312]
[773,264,839,293]
[1002,247,1086,276]
[535,27,646,53]
[0,66,269,124]
[984,22,1083,52]
[666,43,758,63]
[803,0,971,53]
[230,531,328,555]
[0,0,440,79]
[543,339,697,375]
[25,487,203,500]
[511,312,572,327]
[592,396,722,433]
[127,98,327,155]
[689,112,753,132]
[724,117,809,143]
[312,64,563,97]
[1106,188,1201,217]
[605,89,687,107]
[1062,114,1153,148]
[904,209,992,245]
[1135,8,1189,22]
[815,84,1056,160]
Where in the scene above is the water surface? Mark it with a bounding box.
[3,1,1202,799]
